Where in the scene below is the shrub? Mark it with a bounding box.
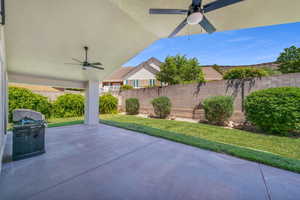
[99,93,118,114]
[223,67,268,80]
[126,98,140,115]
[120,85,133,91]
[261,67,282,76]
[8,87,52,122]
[145,85,157,88]
[278,60,300,74]
[245,87,300,135]
[223,67,267,112]
[53,94,85,118]
[151,96,171,119]
[202,96,234,125]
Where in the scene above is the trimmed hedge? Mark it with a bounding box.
[151,96,171,119]
[99,93,118,114]
[8,87,52,122]
[9,86,121,119]
[278,60,300,74]
[202,96,234,125]
[120,85,133,91]
[126,98,140,115]
[245,87,300,135]
[53,94,85,118]
[223,67,267,80]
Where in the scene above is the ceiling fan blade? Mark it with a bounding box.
[199,16,216,34]
[203,0,244,13]
[149,9,188,15]
[168,18,188,38]
[89,65,104,70]
[64,63,82,65]
[90,62,102,66]
[192,0,202,6]
[72,58,83,63]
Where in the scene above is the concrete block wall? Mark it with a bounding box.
[119,73,300,121]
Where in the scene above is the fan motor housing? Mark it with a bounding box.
[188,4,202,15]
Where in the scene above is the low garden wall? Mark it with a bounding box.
[119,73,300,122]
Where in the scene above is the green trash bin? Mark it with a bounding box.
[12,109,46,161]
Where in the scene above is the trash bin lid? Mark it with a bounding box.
[13,109,45,122]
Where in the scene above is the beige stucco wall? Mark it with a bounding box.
[120,73,300,121]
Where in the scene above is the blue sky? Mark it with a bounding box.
[124,22,300,67]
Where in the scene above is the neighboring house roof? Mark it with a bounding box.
[103,67,135,82]
[9,83,61,92]
[103,59,278,83]
[201,67,223,81]
[103,57,162,82]
[123,57,161,80]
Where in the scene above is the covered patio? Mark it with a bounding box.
[1,0,300,199]
[1,124,300,200]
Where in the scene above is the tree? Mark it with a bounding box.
[278,60,300,74]
[156,55,205,85]
[223,67,267,112]
[277,45,300,63]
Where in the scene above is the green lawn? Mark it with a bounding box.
[47,116,84,124]
[100,114,300,173]
[7,114,300,173]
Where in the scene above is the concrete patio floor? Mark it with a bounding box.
[0,124,299,200]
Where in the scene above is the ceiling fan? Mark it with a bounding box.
[149,0,245,38]
[66,46,104,70]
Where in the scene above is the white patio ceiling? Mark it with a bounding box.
[5,0,300,83]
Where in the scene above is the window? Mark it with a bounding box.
[125,80,129,85]
[133,80,139,88]
[149,79,156,86]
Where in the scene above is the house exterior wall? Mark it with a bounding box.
[0,26,7,174]
[124,68,158,88]
[125,79,159,88]
[119,73,300,122]
[126,68,156,80]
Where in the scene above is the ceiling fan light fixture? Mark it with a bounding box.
[187,12,203,25]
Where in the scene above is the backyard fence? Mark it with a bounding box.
[119,73,300,122]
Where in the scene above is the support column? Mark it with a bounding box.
[84,80,100,125]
